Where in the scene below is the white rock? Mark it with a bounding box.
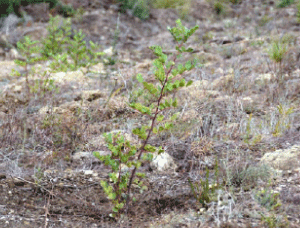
[84,170,94,176]
[150,152,177,172]
[104,46,114,56]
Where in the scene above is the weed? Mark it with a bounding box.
[260,213,289,228]
[254,184,281,211]
[272,103,294,137]
[243,113,262,148]
[268,39,287,81]
[94,19,199,217]
[189,159,221,208]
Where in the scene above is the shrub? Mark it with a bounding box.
[118,0,150,20]
[277,0,295,8]
[94,19,199,217]
[42,15,72,58]
[214,1,225,15]
[43,15,103,72]
[14,36,45,94]
[0,0,74,18]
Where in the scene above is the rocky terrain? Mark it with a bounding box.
[0,0,300,227]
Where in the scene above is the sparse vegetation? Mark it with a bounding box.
[1,0,300,227]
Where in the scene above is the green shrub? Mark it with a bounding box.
[0,0,74,18]
[214,1,225,15]
[118,0,150,20]
[277,0,295,8]
[94,19,199,217]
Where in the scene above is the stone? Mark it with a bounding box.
[150,152,177,172]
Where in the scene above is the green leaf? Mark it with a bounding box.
[153,127,158,134]
[144,144,156,152]
[93,151,105,161]
[170,112,178,121]
[172,99,178,107]
[186,80,193,87]
[179,78,186,87]
[165,123,174,130]
[158,146,164,154]
[159,126,164,132]
[149,45,163,57]
[112,206,119,212]
[14,59,26,67]
[171,69,178,77]
[157,114,164,122]
[143,82,158,95]
[137,73,144,83]
[185,61,193,71]
[159,103,166,110]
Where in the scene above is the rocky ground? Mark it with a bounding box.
[0,0,300,227]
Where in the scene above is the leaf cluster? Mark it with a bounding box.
[93,132,148,215]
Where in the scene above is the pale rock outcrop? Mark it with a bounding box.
[260,145,300,171]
